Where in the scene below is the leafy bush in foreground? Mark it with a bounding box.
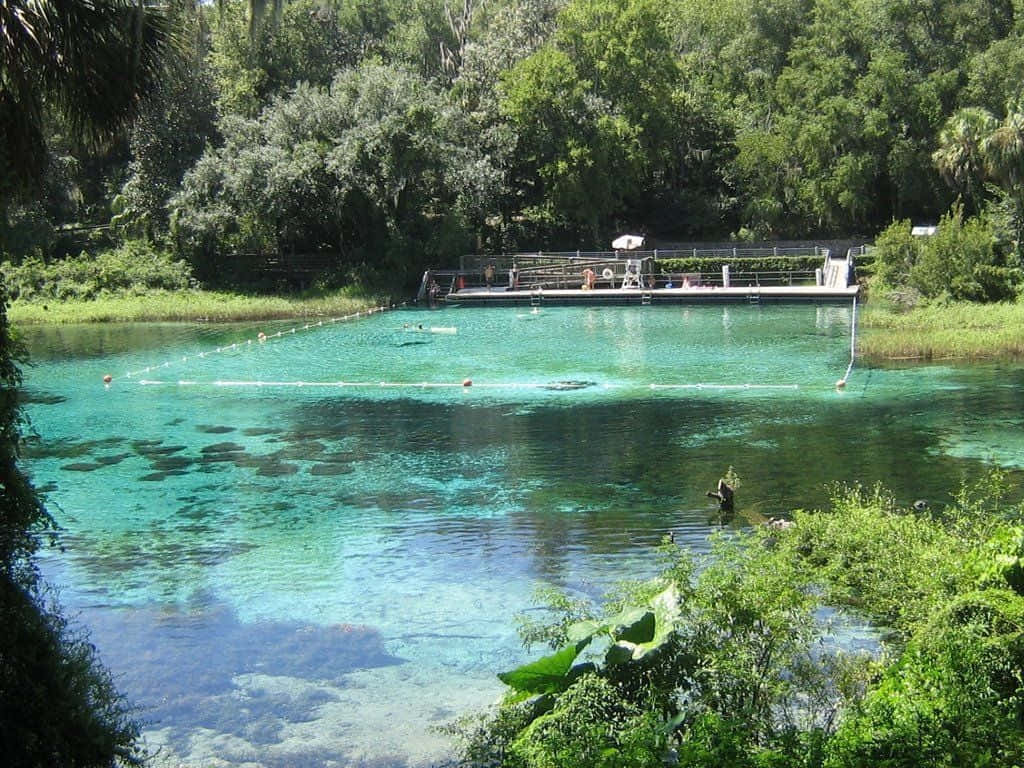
[454,473,1024,767]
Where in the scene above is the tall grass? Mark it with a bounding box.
[859,300,1024,360]
[7,289,392,325]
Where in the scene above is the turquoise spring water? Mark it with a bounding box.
[20,304,1024,766]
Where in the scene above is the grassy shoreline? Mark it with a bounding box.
[858,300,1024,362]
[7,289,395,325]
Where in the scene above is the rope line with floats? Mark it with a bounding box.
[834,296,858,391]
[101,303,404,386]
[127,379,802,392]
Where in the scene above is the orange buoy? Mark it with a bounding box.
[462,378,473,387]
[102,374,112,384]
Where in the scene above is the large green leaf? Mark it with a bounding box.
[606,584,682,665]
[497,639,591,695]
[566,618,605,644]
[567,606,650,644]
[614,610,656,644]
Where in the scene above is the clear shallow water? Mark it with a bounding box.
[19,304,1024,767]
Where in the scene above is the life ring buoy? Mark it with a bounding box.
[602,268,614,280]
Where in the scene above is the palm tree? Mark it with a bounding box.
[932,106,998,209]
[0,0,174,198]
[983,100,1024,190]
[983,100,1024,252]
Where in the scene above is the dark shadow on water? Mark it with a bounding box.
[81,594,401,756]
[25,434,126,459]
[19,389,67,405]
[197,424,237,434]
[394,339,433,347]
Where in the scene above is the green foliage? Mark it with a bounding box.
[463,472,1024,767]
[868,208,1022,302]
[209,0,371,118]
[866,219,921,289]
[979,527,1024,595]
[825,589,1024,767]
[6,288,382,325]
[172,60,495,286]
[0,291,49,581]
[498,640,593,699]
[14,0,1024,283]
[498,0,723,243]
[463,525,859,765]
[907,207,1018,300]
[1,241,193,302]
[117,10,218,240]
[0,0,175,199]
[1,580,144,768]
[453,0,564,117]
[655,256,823,275]
[0,285,142,765]
[933,107,999,210]
[961,36,1024,116]
[858,299,1024,360]
[507,674,667,768]
[787,483,979,634]
[516,585,595,652]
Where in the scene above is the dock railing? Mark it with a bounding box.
[420,247,837,298]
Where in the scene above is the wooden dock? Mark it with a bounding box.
[446,284,859,306]
[421,245,863,305]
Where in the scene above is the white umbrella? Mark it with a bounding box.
[612,234,645,250]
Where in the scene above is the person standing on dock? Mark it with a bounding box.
[582,267,596,290]
[484,262,495,289]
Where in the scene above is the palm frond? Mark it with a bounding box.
[0,0,178,194]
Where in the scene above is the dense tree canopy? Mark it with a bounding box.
[4,0,1024,288]
[171,60,500,282]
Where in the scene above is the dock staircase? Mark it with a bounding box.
[822,252,855,288]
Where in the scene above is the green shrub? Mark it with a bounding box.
[461,475,1024,768]
[1,579,144,768]
[0,286,143,766]
[655,256,823,275]
[824,600,1024,768]
[1,241,194,302]
[866,219,921,289]
[869,207,1022,302]
[507,674,666,768]
[461,531,856,767]
[909,207,1020,301]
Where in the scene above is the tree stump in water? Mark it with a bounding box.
[707,479,734,513]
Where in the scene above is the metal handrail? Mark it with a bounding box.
[460,247,826,272]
